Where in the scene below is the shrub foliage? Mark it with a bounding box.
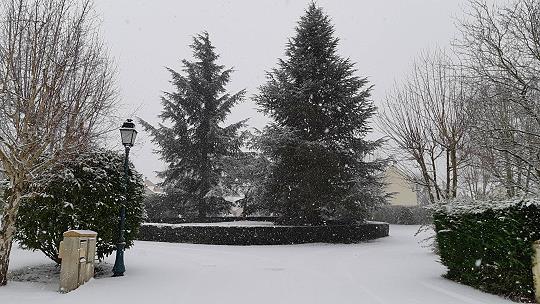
[15,150,145,263]
[433,199,540,302]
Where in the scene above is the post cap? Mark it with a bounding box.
[63,230,98,237]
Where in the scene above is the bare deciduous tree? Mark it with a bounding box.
[456,0,540,196]
[379,51,470,203]
[0,0,116,285]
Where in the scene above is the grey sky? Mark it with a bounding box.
[93,0,472,181]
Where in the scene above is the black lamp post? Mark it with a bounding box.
[113,119,137,277]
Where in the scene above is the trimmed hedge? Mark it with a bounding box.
[137,222,389,245]
[146,216,278,224]
[433,199,540,302]
[370,205,431,225]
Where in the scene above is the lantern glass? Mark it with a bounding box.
[120,119,137,146]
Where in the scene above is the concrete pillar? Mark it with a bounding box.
[532,240,540,303]
[59,230,98,293]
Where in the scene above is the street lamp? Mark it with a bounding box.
[113,119,137,277]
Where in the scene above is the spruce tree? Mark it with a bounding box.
[256,3,387,225]
[141,32,246,219]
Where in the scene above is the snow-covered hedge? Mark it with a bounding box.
[145,215,279,224]
[370,205,431,225]
[433,198,540,302]
[15,149,145,264]
[138,221,389,245]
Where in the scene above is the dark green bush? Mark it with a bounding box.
[15,149,145,264]
[433,199,540,302]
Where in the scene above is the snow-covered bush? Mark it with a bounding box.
[15,149,145,264]
[433,198,540,302]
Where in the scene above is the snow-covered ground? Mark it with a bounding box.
[2,225,516,304]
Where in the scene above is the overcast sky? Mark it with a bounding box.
[93,0,477,182]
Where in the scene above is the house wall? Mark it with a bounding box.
[385,166,418,206]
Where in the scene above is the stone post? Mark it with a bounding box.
[59,230,98,293]
[532,240,540,303]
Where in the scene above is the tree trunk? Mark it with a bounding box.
[198,160,210,219]
[198,115,210,219]
[525,164,532,193]
[445,148,451,198]
[504,150,514,198]
[429,151,442,200]
[417,155,435,204]
[450,146,458,198]
[197,191,208,220]
[0,187,22,286]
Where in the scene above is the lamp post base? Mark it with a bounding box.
[112,204,127,277]
[112,242,126,277]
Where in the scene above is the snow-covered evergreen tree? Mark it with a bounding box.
[256,3,387,225]
[141,32,246,219]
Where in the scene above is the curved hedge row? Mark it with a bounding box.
[145,216,278,224]
[137,222,389,245]
[434,198,540,302]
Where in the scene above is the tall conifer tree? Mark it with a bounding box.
[256,3,386,224]
[141,32,246,219]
